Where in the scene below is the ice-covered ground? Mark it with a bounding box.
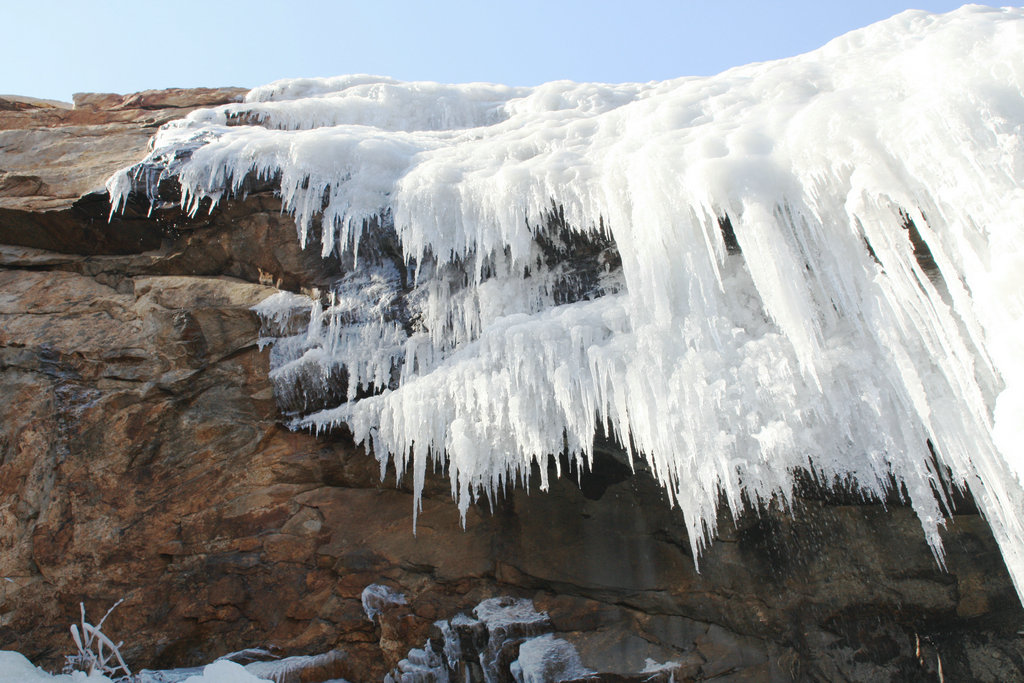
[0,650,358,683]
[0,652,274,683]
[109,5,1024,603]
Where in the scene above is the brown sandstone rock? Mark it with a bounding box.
[72,88,248,113]
[0,86,245,213]
[0,96,73,113]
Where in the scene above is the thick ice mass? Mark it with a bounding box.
[110,7,1024,602]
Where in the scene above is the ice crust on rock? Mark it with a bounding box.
[361,583,408,622]
[243,652,347,683]
[387,596,581,683]
[472,597,553,679]
[510,634,592,683]
[385,647,449,683]
[109,6,1024,602]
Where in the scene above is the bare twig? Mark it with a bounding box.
[63,601,132,682]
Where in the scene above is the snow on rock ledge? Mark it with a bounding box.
[109,7,1024,603]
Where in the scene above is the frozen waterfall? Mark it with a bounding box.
[109,6,1024,604]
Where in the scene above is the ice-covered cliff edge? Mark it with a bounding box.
[110,6,1024,602]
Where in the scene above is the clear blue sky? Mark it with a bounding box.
[4,1,971,102]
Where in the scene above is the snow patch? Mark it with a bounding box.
[0,651,113,683]
[180,661,272,683]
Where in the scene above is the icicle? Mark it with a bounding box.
[110,6,1024,605]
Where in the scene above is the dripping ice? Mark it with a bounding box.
[108,6,1024,603]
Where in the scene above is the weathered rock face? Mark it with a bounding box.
[1,90,1022,682]
[0,88,247,211]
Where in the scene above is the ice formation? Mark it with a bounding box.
[386,596,585,682]
[510,634,591,683]
[109,6,1024,602]
[361,583,408,621]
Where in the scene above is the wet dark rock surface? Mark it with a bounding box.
[0,89,1022,682]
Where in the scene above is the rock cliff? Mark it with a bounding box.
[0,89,1022,682]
